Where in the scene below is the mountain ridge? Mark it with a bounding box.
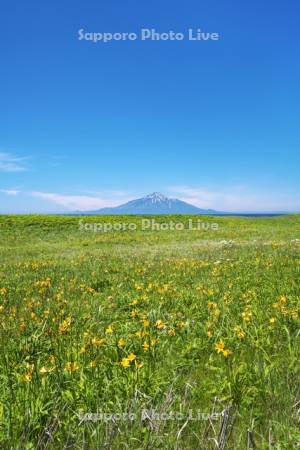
[79,192,219,215]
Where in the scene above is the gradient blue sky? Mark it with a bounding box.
[0,0,299,213]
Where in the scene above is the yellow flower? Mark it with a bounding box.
[143,319,150,328]
[208,301,217,309]
[59,316,72,333]
[168,328,176,336]
[91,337,106,347]
[118,338,126,348]
[143,342,150,352]
[155,320,165,330]
[22,372,33,382]
[105,325,113,334]
[269,317,276,325]
[215,340,232,357]
[278,295,287,304]
[234,325,246,339]
[130,299,138,306]
[64,362,79,373]
[215,340,225,354]
[120,358,130,368]
[127,353,136,361]
[39,366,54,375]
[207,330,214,338]
[223,293,230,303]
[213,309,221,318]
[242,307,252,322]
[22,364,34,382]
[89,360,97,368]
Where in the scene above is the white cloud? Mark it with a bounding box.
[167,185,300,212]
[0,189,21,196]
[81,189,133,198]
[30,192,127,211]
[0,152,28,172]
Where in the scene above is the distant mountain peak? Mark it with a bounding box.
[145,192,168,202]
[79,192,219,215]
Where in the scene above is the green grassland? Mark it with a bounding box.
[0,214,299,449]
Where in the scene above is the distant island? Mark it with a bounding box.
[72,192,287,216]
[75,192,219,215]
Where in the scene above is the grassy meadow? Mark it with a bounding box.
[0,214,299,449]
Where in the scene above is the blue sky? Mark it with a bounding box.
[0,0,299,213]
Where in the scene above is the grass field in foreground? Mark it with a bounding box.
[0,214,299,449]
